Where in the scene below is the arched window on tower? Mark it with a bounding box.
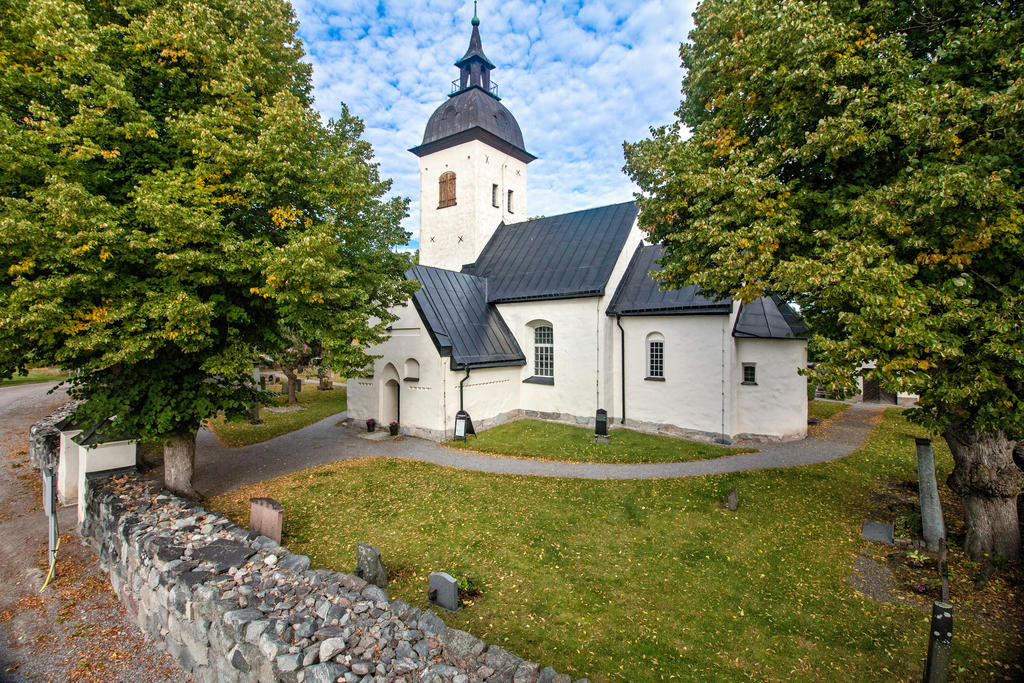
[439,172,456,209]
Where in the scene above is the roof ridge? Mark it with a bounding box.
[501,199,637,229]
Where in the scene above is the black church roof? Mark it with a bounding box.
[467,201,639,303]
[606,244,731,316]
[733,295,810,339]
[408,265,525,369]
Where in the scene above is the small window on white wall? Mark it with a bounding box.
[534,325,553,376]
[742,363,757,385]
[507,189,514,213]
[646,333,665,380]
[492,184,499,207]
[524,321,554,384]
[404,358,420,382]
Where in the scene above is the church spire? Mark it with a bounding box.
[453,3,497,98]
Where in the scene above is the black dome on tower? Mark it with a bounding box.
[410,7,535,164]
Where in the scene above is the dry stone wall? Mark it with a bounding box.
[80,472,582,683]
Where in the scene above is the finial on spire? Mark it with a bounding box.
[472,1,480,26]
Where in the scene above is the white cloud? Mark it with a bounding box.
[294,0,699,248]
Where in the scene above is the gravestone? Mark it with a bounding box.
[915,438,946,551]
[355,542,389,588]
[861,521,895,546]
[727,487,739,512]
[250,497,284,544]
[428,572,459,612]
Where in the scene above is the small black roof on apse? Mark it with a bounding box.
[408,265,525,370]
[607,244,732,316]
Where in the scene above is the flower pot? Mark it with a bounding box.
[366,420,376,433]
[389,424,399,436]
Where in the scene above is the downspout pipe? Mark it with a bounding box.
[459,367,471,411]
[616,315,626,424]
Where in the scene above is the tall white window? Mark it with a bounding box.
[507,189,514,213]
[647,333,665,379]
[492,183,499,207]
[534,325,553,377]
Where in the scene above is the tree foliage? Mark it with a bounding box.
[0,0,416,490]
[625,0,1023,559]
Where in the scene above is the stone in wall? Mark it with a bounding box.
[80,472,584,683]
[29,402,79,471]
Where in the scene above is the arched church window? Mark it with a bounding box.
[534,325,553,378]
[439,172,456,209]
[646,332,665,380]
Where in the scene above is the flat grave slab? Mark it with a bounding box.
[861,521,895,546]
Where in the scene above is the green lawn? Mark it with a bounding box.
[809,400,851,422]
[206,385,347,447]
[0,368,67,388]
[208,410,1021,682]
[445,419,752,464]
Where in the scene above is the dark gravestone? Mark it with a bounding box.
[355,542,389,588]
[727,488,739,512]
[428,572,459,612]
[192,539,257,573]
[861,521,895,546]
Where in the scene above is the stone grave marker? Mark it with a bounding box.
[861,521,895,546]
[355,542,389,588]
[428,572,459,612]
[727,487,739,511]
[250,497,284,544]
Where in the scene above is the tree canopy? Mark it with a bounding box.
[0,0,416,493]
[625,0,1023,560]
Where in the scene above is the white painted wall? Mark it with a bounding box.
[442,363,522,440]
[497,298,603,418]
[614,315,734,437]
[346,302,448,436]
[76,440,137,523]
[418,139,528,271]
[733,338,808,440]
[57,429,81,505]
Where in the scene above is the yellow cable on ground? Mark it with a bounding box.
[40,537,61,592]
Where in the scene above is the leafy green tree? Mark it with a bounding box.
[625,0,1023,560]
[0,0,416,496]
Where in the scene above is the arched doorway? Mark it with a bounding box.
[383,379,400,425]
[380,363,401,425]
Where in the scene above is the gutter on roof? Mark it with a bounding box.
[409,126,536,163]
[490,290,605,304]
[606,306,731,317]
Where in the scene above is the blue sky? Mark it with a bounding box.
[291,0,699,249]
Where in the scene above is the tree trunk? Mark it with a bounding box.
[943,425,1023,562]
[164,430,198,498]
[281,367,298,405]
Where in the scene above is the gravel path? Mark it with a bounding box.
[0,382,189,683]
[194,400,887,496]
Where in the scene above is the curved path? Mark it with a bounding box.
[193,401,887,496]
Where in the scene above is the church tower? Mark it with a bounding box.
[410,5,535,271]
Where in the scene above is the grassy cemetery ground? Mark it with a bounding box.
[0,367,66,388]
[445,419,753,464]
[809,399,851,423]
[208,409,1023,681]
[206,382,347,447]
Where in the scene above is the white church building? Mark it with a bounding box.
[347,14,809,444]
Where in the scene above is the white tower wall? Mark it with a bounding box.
[418,139,528,271]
